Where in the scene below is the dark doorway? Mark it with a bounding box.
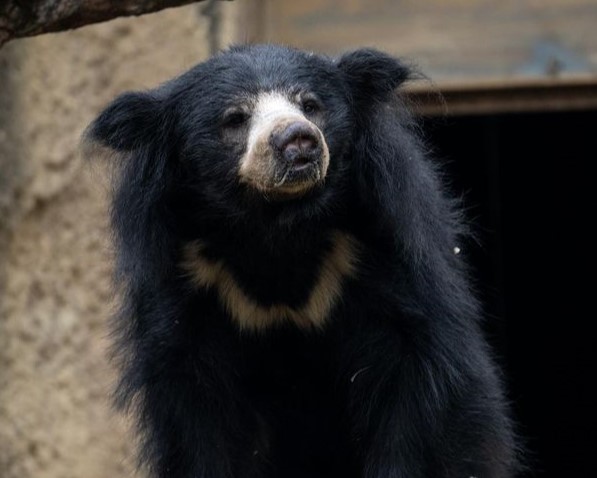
[423,111,595,477]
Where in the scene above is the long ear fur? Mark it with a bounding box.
[85,92,162,152]
[337,48,413,108]
[84,90,178,291]
[339,49,475,320]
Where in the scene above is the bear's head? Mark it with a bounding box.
[85,45,412,229]
[84,45,471,330]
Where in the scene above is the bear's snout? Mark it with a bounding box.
[271,121,322,169]
[239,101,330,199]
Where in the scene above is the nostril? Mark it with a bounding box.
[297,135,316,152]
[271,122,320,164]
[284,135,316,155]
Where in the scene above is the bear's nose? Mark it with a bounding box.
[271,122,321,166]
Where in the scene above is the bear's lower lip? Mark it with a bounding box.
[289,154,315,170]
[276,161,321,186]
[264,162,324,198]
[291,160,312,172]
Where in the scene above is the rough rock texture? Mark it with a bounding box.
[0,5,223,477]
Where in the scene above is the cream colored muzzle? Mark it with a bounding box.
[238,93,329,197]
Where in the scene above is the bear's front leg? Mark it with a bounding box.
[343,318,516,478]
[125,305,265,478]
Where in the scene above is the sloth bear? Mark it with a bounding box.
[86,45,517,478]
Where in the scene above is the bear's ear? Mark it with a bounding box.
[337,48,412,105]
[85,91,162,153]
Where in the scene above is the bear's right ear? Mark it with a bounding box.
[85,91,162,153]
[337,48,413,106]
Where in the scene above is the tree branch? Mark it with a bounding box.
[0,0,224,48]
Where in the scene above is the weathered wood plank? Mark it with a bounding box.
[406,79,597,116]
[258,0,597,88]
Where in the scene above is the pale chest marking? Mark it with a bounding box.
[181,231,359,331]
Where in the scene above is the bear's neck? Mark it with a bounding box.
[181,227,360,331]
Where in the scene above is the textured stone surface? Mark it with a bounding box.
[0,5,216,477]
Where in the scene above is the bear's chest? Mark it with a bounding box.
[181,231,360,331]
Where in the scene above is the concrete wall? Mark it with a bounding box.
[0,4,239,476]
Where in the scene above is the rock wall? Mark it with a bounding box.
[0,4,238,477]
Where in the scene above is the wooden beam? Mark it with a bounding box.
[406,78,597,116]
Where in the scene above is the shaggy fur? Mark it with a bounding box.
[86,45,518,478]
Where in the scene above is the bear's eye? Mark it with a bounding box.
[301,99,321,115]
[222,111,249,129]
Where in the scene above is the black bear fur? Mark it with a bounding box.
[86,44,518,478]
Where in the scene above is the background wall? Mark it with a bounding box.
[0,4,238,477]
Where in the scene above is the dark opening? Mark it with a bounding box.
[423,110,594,477]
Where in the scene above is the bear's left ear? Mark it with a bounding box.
[84,91,162,153]
[337,48,412,105]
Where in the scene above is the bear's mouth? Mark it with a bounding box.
[270,158,325,197]
[289,155,312,170]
